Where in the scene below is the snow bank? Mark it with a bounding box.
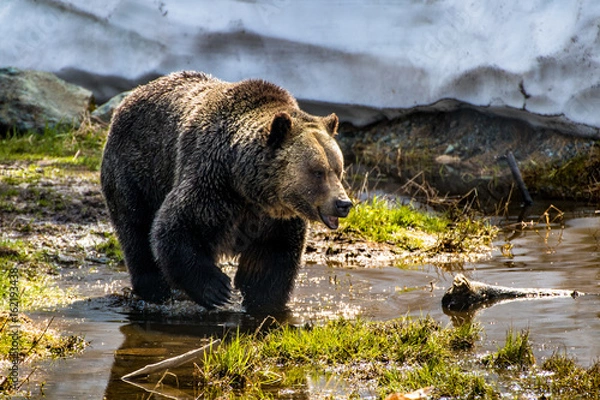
[2,0,600,136]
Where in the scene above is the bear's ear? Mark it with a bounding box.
[267,112,293,147]
[323,113,339,137]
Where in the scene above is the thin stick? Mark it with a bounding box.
[24,316,55,357]
[121,339,220,381]
[16,367,38,391]
[504,151,533,206]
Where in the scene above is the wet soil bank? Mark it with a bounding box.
[336,107,600,210]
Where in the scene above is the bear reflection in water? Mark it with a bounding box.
[101,71,352,315]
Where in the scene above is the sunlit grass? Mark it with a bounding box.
[341,196,497,253]
[490,330,535,369]
[485,328,535,370]
[340,197,447,249]
[381,361,493,398]
[536,353,600,396]
[196,317,490,398]
[0,122,106,172]
[0,240,78,312]
[192,320,599,398]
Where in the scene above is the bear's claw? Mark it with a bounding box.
[200,275,233,309]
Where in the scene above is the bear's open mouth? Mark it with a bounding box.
[318,209,340,230]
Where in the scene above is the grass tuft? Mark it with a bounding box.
[192,319,600,398]
[485,329,535,370]
[535,354,600,397]
[94,232,124,264]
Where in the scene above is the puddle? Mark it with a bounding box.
[25,204,600,399]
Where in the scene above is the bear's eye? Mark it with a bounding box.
[313,170,325,179]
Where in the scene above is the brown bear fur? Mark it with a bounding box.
[100,71,352,314]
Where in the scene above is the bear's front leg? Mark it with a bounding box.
[150,195,233,310]
[235,217,306,315]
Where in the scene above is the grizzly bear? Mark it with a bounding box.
[101,71,352,314]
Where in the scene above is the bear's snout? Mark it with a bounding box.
[318,196,353,230]
[335,199,353,217]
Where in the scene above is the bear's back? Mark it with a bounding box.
[103,71,299,212]
[103,72,225,210]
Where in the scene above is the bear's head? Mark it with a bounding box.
[269,111,353,229]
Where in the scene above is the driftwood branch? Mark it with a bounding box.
[122,339,220,381]
[442,274,582,312]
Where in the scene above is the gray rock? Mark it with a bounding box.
[91,91,131,124]
[0,67,93,134]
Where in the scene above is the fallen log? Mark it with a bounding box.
[442,274,582,312]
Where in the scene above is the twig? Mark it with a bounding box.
[16,367,38,391]
[24,316,55,358]
[121,339,220,381]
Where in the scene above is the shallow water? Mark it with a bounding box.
[31,202,599,399]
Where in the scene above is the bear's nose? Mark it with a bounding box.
[335,199,353,217]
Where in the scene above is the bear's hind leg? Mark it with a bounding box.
[118,221,172,303]
[234,217,306,315]
[103,177,171,303]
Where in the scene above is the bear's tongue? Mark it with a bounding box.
[321,214,339,230]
